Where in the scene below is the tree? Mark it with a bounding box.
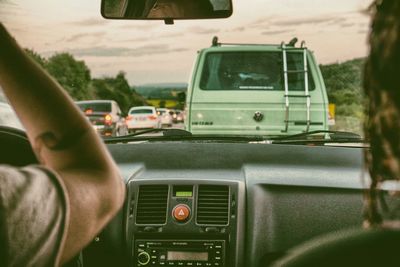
[22,49,148,110]
[25,49,47,67]
[159,100,166,108]
[320,58,366,133]
[46,53,92,100]
[91,72,147,114]
[320,59,365,117]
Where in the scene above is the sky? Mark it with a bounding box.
[0,0,372,85]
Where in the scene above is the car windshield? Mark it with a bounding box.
[130,109,153,114]
[0,0,369,142]
[77,102,112,113]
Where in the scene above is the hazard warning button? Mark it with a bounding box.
[173,204,191,222]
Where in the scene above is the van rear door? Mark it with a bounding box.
[186,49,328,136]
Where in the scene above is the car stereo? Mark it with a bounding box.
[134,239,225,266]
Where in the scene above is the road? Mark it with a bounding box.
[131,123,185,137]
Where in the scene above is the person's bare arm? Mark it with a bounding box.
[0,23,125,264]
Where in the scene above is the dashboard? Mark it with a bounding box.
[80,141,366,267]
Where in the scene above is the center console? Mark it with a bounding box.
[125,179,245,267]
[135,239,225,266]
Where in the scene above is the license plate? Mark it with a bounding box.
[93,125,105,130]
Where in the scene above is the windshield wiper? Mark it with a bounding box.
[128,128,193,137]
[103,128,192,140]
[103,129,266,144]
[270,130,365,144]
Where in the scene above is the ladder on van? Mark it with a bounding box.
[281,41,311,133]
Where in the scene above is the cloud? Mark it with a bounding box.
[0,0,17,5]
[48,44,189,57]
[230,26,245,32]
[65,31,107,42]
[118,22,160,30]
[158,32,183,38]
[0,1,28,18]
[339,22,356,28]
[116,32,182,44]
[261,29,291,35]
[358,29,369,35]
[118,36,153,43]
[6,25,29,34]
[188,26,220,35]
[249,13,359,30]
[68,17,109,27]
[272,16,342,27]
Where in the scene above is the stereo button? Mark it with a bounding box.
[173,204,191,222]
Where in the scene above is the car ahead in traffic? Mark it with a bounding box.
[156,108,173,127]
[185,37,329,137]
[75,100,128,137]
[126,106,161,132]
[171,109,184,123]
[0,102,23,130]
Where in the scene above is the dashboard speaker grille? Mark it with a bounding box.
[136,185,168,224]
[196,185,230,225]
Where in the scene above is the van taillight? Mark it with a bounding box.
[126,115,133,121]
[148,115,157,120]
[104,114,112,125]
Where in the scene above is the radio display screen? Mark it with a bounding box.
[175,191,193,197]
[167,251,208,261]
[173,186,193,197]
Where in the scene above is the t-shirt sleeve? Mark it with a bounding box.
[0,165,68,267]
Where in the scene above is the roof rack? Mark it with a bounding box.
[211,36,305,48]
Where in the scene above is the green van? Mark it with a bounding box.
[185,37,329,137]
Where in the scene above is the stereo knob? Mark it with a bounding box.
[137,251,150,265]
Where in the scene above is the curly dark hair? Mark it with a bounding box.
[364,0,400,226]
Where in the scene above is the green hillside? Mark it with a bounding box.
[134,83,187,100]
[320,58,365,135]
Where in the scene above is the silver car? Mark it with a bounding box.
[126,106,161,132]
[156,108,173,127]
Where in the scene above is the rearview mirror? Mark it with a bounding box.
[101,0,233,22]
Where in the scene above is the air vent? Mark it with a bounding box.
[197,185,230,225]
[136,185,169,224]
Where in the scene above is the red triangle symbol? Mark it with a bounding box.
[178,209,185,216]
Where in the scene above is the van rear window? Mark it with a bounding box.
[199,52,315,91]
